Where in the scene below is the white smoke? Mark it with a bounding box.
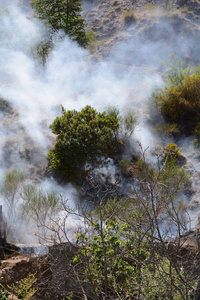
[0,2,199,242]
[0,4,161,172]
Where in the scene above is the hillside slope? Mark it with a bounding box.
[83,0,200,66]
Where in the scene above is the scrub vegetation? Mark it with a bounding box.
[47,105,137,181]
[152,55,200,140]
[1,0,200,299]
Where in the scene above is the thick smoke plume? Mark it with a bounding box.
[0,1,199,242]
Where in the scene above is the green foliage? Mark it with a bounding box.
[1,170,26,220]
[47,105,134,180]
[163,53,192,87]
[119,145,188,190]
[118,155,131,176]
[139,151,189,197]
[105,105,137,140]
[141,257,191,299]
[9,273,37,300]
[163,142,182,160]
[31,0,89,48]
[112,0,119,5]
[75,218,149,299]
[122,110,138,139]
[152,55,200,140]
[2,170,25,198]
[33,38,53,66]
[193,122,200,147]
[20,184,60,223]
[44,146,193,299]
[160,157,189,192]
[144,4,157,10]
[156,74,200,135]
[155,122,179,136]
[0,280,10,300]
[74,198,193,299]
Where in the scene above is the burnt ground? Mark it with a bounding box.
[1,230,200,299]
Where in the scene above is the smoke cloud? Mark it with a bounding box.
[0,1,199,242]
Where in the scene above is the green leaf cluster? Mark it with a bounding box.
[31,0,89,47]
[75,218,149,298]
[9,273,37,300]
[20,184,60,222]
[47,105,121,180]
[0,281,10,300]
[152,56,200,139]
[163,53,192,87]
[74,205,194,299]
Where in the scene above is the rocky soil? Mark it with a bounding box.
[83,0,200,63]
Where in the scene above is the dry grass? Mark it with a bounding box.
[144,4,157,11]
[88,36,113,52]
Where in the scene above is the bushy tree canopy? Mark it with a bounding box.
[155,74,200,135]
[152,56,200,139]
[31,0,89,47]
[47,105,122,180]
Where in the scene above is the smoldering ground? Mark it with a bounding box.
[0,1,199,242]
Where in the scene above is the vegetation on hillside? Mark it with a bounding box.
[31,0,90,48]
[152,55,200,140]
[47,105,137,181]
[0,274,37,300]
[2,1,200,299]
[35,148,193,299]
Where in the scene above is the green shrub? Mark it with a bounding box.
[31,0,90,48]
[154,74,200,135]
[47,105,137,181]
[163,53,192,87]
[9,273,37,299]
[151,55,200,142]
[47,105,120,180]
[163,143,186,166]
[118,156,133,177]
[155,123,179,136]
[164,143,182,158]
[0,281,10,300]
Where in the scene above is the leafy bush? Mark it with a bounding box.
[0,281,10,300]
[9,273,37,300]
[152,55,200,140]
[47,105,136,181]
[163,53,192,87]
[31,0,90,48]
[163,143,182,160]
[74,218,149,299]
[1,170,26,222]
[155,74,200,135]
[20,184,60,224]
[73,192,193,299]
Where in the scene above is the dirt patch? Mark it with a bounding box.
[1,254,51,300]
